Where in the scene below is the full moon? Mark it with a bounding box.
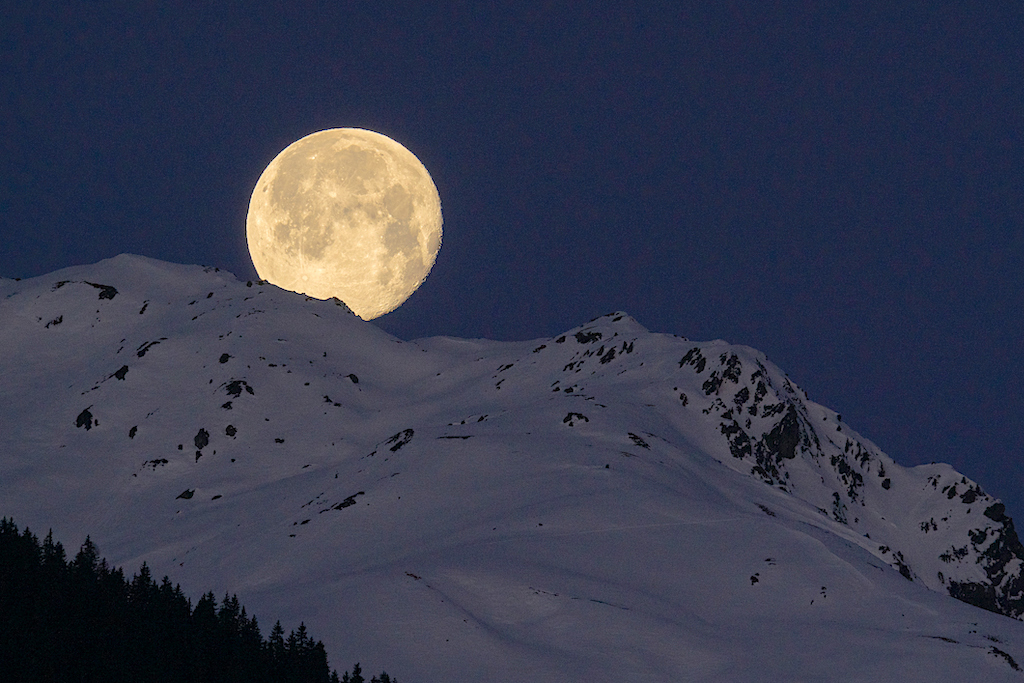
[246,128,442,319]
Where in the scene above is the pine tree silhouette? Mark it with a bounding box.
[0,517,364,683]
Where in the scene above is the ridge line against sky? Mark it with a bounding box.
[1,3,1021,513]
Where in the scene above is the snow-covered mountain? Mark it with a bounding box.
[2,254,1023,682]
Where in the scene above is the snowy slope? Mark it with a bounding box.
[2,254,1024,682]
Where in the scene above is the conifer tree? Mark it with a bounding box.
[0,518,366,683]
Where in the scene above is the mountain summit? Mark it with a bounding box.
[2,255,1023,681]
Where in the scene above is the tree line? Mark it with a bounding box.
[0,517,396,683]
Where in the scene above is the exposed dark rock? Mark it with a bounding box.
[327,491,365,510]
[386,429,414,451]
[225,425,237,437]
[347,374,359,384]
[679,347,707,373]
[764,405,800,461]
[753,379,768,404]
[136,341,161,357]
[720,418,752,460]
[939,545,969,563]
[45,316,62,328]
[628,433,650,449]
[960,487,981,504]
[563,412,589,427]
[962,505,1024,618]
[575,331,602,344]
[84,282,118,299]
[719,353,742,383]
[128,426,137,439]
[113,365,129,380]
[990,647,1021,671]
[176,489,195,500]
[829,453,864,502]
[75,408,94,430]
[985,503,1007,522]
[223,380,254,398]
[699,354,742,395]
[949,581,999,614]
[832,492,848,524]
[219,353,231,363]
[194,429,209,450]
[891,551,914,581]
[702,373,724,395]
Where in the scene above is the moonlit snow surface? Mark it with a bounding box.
[246,128,442,319]
[2,255,1024,682]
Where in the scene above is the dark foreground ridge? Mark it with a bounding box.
[0,518,396,683]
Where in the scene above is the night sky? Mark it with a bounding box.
[3,4,1022,514]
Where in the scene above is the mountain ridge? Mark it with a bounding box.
[2,254,1023,682]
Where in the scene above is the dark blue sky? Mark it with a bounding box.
[3,4,1022,513]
